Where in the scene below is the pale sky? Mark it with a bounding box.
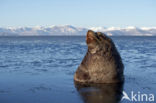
[0,0,156,27]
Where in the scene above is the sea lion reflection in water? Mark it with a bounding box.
[74,82,123,103]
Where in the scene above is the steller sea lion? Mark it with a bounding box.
[74,30,124,83]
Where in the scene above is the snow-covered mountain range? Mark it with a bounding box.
[0,25,156,36]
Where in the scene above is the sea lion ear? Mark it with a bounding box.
[86,30,95,44]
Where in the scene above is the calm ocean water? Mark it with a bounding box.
[0,36,156,103]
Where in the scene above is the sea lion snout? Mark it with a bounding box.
[86,30,96,44]
[86,30,109,44]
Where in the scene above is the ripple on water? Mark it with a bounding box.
[0,36,156,103]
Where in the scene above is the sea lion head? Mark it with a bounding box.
[86,30,113,54]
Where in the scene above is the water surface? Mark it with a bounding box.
[0,36,156,103]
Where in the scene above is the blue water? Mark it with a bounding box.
[0,36,156,103]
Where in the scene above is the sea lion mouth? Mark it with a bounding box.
[86,30,103,54]
[86,30,109,43]
[86,30,100,44]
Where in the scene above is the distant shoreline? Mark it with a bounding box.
[0,25,156,36]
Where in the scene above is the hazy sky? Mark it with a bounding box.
[0,0,156,27]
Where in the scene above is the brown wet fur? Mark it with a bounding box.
[74,30,124,83]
